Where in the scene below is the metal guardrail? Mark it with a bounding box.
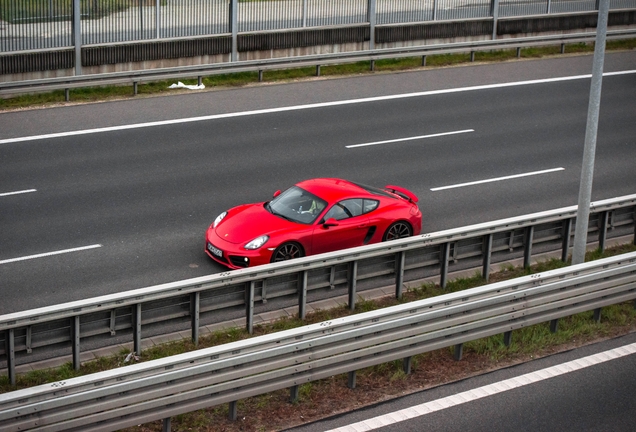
[1,194,635,385]
[1,252,636,431]
[1,28,635,97]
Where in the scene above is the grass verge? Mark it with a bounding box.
[2,38,635,112]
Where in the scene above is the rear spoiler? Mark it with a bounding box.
[384,185,419,203]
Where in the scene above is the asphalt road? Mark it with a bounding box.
[284,332,636,432]
[1,51,635,314]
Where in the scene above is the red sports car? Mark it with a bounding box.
[205,178,422,269]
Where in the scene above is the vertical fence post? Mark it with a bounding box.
[454,343,463,361]
[133,303,142,355]
[440,242,450,289]
[73,0,82,75]
[547,0,552,14]
[368,0,376,50]
[230,0,238,61]
[598,211,609,252]
[298,270,308,319]
[138,0,144,39]
[156,0,160,39]
[302,0,308,27]
[6,329,16,386]
[246,281,255,334]
[191,292,200,345]
[482,234,493,282]
[491,0,500,40]
[433,0,438,20]
[395,251,405,299]
[561,218,573,262]
[523,226,534,269]
[72,315,81,370]
[348,261,358,311]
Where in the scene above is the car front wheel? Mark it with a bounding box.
[271,242,304,263]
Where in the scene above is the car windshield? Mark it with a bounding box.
[267,186,327,224]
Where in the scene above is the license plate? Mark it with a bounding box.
[207,242,223,258]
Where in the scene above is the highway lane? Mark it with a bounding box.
[1,52,635,314]
[285,332,636,432]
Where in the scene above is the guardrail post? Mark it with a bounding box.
[262,279,268,303]
[246,281,255,334]
[482,234,493,282]
[593,308,602,323]
[229,401,238,420]
[562,218,573,262]
[348,371,356,389]
[453,343,463,361]
[470,51,475,62]
[516,47,521,58]
[191,292,200,344]
[561,43,565,54]
[503,330,512,346]
[440,242,450,289]
[65,88,70,102]
[598,211,609,252]
[422,55,427,66]
[133,303,142,355]
[290,385,299,403]
[550,319,559,333]
[403,356,412,374]
[329,265,336,289]
[72,315,81,370]
[316,65,321,76]
[5,329,16,386]
[162,417,171,432]
[298,270,308,319]
[258,70,263,82]
[395,251,405,299]
[523,226,534,269]
[133,82,138,95]
[348,261,358,311]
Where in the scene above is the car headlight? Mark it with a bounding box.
[245,235,269,250]
[213,211,227,228]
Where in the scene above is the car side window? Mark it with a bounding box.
[363,199,379,213]
[323,199,364,221]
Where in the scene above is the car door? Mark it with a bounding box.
[311,199,370,255]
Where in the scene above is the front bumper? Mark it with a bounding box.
[205,231,272,269]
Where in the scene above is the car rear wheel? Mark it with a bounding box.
[383,221,412,241]
[271,242,304,263]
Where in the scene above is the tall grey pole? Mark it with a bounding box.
[231,0,238,62]
[571,0,609,265]
[73,0,82,75]
[368,0,376,50]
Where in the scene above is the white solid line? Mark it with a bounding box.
[325,342,636,432]
[0,244,102,265]
[1,70,634,145]
[346,129,474,148]
[0,189,37,197]
[431,167,565,191]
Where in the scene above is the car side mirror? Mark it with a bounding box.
[323,218,339,228]
[273,190,281,198]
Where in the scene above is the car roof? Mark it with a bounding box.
[296,178,372,202]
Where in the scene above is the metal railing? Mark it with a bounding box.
[1,193,635,385]
[3,0,634,52]
[2,28,635,97]
[1,251,635,431]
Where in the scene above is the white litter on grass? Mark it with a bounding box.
[168,81,205,90]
